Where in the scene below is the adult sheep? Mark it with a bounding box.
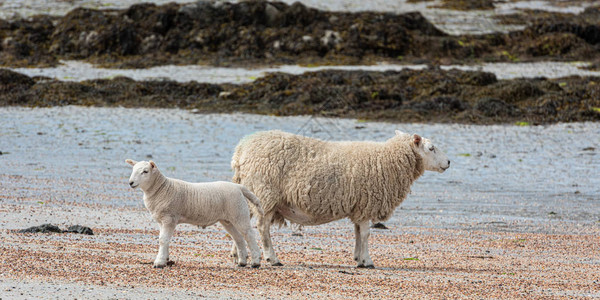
[231,130,450,268]
[126,159,263,268]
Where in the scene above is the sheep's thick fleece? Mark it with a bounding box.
[232,130,425,225]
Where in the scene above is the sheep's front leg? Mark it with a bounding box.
[355,221,374,268]
[353,223,362,263]
[155,221,176,268]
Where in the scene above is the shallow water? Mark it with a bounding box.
[11,60,600,84]
[1,107,598,233]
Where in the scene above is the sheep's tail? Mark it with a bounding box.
[240,186,264,217]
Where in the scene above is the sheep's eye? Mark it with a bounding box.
[142,170,148,174]
[429,146,435,152]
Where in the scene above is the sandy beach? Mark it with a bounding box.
[1,107,599,299]
[1,0,600,298]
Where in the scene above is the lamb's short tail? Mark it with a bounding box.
[240,186,264,217]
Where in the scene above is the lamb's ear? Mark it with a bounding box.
[412,134,422,147]
[125,159,137,166]
[149,161,157,169]
[395,130,405,136]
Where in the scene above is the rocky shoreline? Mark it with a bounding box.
[2,67,599,124]
[0,1,599,69]
[1,1,600,124]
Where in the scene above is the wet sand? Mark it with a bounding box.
[1,107,599,298]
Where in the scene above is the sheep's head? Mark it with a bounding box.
[125,159,158,189]
[395,130,450,173]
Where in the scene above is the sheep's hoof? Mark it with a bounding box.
[153,264,166,269]
[251,264,260,268]
[357,264,375,269]
[271,262,283,267]
[237,263,247,267]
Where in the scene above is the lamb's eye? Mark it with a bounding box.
[142,170,148,174]
[429,146,435,152]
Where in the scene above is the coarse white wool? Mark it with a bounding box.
[231,130,449,267]
[126,159,263,268]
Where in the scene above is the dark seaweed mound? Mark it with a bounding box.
[1,2,600,68]
[2,68,599,124]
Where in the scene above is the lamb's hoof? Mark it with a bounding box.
[357,264,375,269]
[237,263,247,267]
[251,264,260,268]
[153,260,174,268]
[271,262,283,267]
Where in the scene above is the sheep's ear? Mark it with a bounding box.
[412,134,422,146]
[125,159,137,166]
[149,161,157,169]
[395,130,405,136]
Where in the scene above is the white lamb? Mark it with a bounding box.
[126,159,263,268]
[231,130,450,268]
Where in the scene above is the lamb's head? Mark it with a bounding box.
[125,159,158,189]
[395,130,450,173]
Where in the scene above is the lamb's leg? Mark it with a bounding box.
[155,221,176,268]
[353,223,362,263]
[257,211,282,266]
[230,242,238,263]
[239,225,261,268]
[221,221,248,267]
[355,221,374,268]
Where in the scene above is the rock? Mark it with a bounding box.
[64,225,94,235]
[264,3,281,26]
[218,91,232,98]
[18,224,94,235]
[321,30,342,47]
[19,224,62,234]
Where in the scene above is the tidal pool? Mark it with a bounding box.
[11,60,600,84]
[0,106,598,234]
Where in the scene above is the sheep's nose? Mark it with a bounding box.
[129,181,134,187]
[447,160,451,166]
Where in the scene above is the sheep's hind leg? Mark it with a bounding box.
[155,221,176,268]
[221,221,248,267]
[257,211,282,266]
[355,221,374,268]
